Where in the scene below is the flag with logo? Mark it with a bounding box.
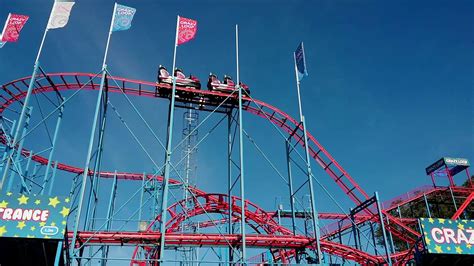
[294,42,308,82]
[47,1,75,29]
[1,13,29,42]
[111,3,136,32]
[177,16,197,46]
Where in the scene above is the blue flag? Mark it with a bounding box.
[111,3,136,32]
[294,42,308,82]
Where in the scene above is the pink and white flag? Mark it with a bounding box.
[177,16,197,46]
[1,13,29,42]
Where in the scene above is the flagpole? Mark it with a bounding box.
[158,14,180,261]
[1,18,50,190]
[102,3,116,69]
[35,28,49,63]
[0,14,11,40]
[235,24,247,264]
[301,114,323,264]
[0,13,12,49]
[293,42,323,264]
[70,3,117,257]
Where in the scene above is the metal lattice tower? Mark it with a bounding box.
[181,107,199,205]
[178,106,199,265]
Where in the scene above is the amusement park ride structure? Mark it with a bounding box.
[0,66,472,265]
[0,10,472,266]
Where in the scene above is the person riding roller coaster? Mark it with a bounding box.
[157,65,201,89]
[207,73,251,96]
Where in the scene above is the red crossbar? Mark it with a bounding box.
[452,191,474,220]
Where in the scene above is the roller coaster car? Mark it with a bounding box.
[207,74,250,96]
[157,65,201,90]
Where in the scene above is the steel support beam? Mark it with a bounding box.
[375,192,392,266]
[70,66,108,260]
[236,25,247,264]
[158,18,180,257]
[6,107,33,193]
[41,103,64,195]
[0,59,41,190]
[227,112,234,265]
[301,116,322,263]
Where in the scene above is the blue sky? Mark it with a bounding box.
[0,0,473,248]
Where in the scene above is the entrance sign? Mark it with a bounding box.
[420,217,474,255]
[0,193,69,239]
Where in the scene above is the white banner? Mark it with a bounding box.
[47,2,75,29]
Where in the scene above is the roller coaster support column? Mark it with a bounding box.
[70,65,108,261]
[6,107,33,193]
[44,159,63,266]
[0,24,50,190]
[84,86,109,231]
[138,172,145,230]
[159,15,180,262]
[423,193,431,218]
[1,83,36,191]
[285,140,297,236]
[301,116,322,263]
[370,222,378,255]
[70,12,114,256]
[285,134,299,263]
[337,221,346,264]
[350,208,361,250]
[0,120,16,189]
[23,151,33,185]
[449,187,458,212]
[375,191,392,266]
[227,112,234,264]
[236,24,247,264]
[385,215,396,254]
[48,162,58,195]
[41,102,64,195]
[101,170,118,266]
[54,240,63,266]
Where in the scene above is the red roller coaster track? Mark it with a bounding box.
[1,72,457,264]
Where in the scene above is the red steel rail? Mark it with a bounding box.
[0,72,368,205]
